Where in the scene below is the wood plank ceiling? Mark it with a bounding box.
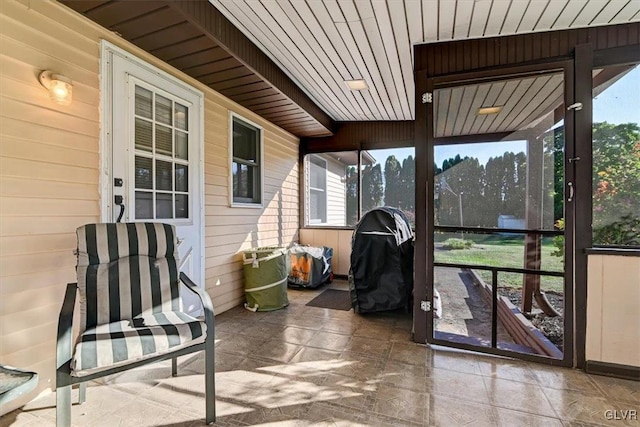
[61,0,335,137]
[62,0,640,138]
[211,0,640,122]
[433,72,564,138]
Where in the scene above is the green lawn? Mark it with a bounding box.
[433,235,565,292]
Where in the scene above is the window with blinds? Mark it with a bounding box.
[231,115,262,205]
[133,84,190,220]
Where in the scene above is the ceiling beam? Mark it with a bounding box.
[167,0,335,134]
[302,121,415,154]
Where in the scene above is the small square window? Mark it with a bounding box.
[231,115,262,206]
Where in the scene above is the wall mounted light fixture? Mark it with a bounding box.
[38,71,73,106]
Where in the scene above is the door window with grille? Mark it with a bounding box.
[132,82,191,220]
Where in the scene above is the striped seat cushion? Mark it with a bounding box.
[76,223,181,331]
[71,311,206,377]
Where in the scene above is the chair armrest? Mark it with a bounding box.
[56,283,77,384]
[180,273,215,332]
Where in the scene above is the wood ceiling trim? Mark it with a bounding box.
[109,6,182,40]
[415,22,640,75]
[253,105,304,118]
[168,47,230,70]
[231,88,279,102]
[276,117,318,126]
[218,82,273,97]
[260,110,309,120]
[131,21,203,51]
[183,57,243,78]
[61,1,110,14]
[84,1,165,28]
[297,129,333,138]
[253,107,301,118]
[283,123,319,131]
[199,66,253,85]
[285,125,329,135]
[166,0,335,134]
[264,116,314,126]
[150,36,214,61]
[303,121,415,153]
[212,75,263,91]
[240,94,288,107]
[240,98,293,111]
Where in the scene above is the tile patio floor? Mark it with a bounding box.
[2,281,638,426]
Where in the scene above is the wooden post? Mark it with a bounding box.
[522,134,543,314]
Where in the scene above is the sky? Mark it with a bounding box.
[593,66,640,124]
[368,66,639,171]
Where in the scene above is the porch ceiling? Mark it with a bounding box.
[433,73,564,138]
[210,0,640,122]
[432,64,636,139]
[60,1,640,137]
[60,0,335,137]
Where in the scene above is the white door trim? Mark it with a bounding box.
[99,40,205,287]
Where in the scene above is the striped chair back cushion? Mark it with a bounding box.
[76,223,180,331]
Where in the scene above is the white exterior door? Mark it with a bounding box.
[102,42,205,315]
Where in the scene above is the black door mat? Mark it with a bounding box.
[305,289,352,311]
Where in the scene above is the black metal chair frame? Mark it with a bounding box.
[56,272,215,426]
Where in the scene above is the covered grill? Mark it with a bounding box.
[349,207,414,313]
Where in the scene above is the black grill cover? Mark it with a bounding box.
[349,207,414,313]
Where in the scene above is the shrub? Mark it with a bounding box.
[442,238,474,250]
[593,215,640,246]
[552,218,565,260]
[552,215,639,253]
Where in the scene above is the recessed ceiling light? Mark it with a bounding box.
[477,106,502,115]
[345,79,368,91]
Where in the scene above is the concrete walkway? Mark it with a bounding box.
[434,267,514,344]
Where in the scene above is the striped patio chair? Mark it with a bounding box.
[56,223,215,426]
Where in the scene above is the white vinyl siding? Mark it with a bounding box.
[305,154,347,227]
[325,157,347,226]
[308,155,326,224]
[0,2,101,414]
[0,0,299,411]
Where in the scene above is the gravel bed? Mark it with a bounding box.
[499,287,564,351]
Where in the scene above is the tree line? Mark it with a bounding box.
[340,121,638,244]
[346,150,547,228]
[434,151,542,228]
[345,156,416,225]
